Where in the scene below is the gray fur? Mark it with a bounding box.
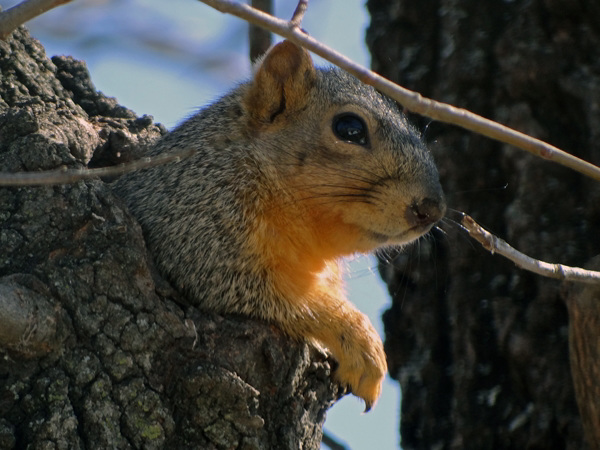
[114,65,442,319]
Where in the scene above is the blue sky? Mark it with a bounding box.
[11,0,403,447]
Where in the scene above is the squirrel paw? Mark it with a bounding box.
[332,319,387,411]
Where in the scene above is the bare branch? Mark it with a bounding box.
[198,0,600,182]
[460,213,600,285]
[0,148,194,187]
[321,430,348,450]
[0,0,73,39]
[290,0,308,28]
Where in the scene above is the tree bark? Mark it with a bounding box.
[567,257,600,448]
[367,0,600,448]
[0,27,338,449]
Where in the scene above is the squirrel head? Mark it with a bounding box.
[242,40,445,260]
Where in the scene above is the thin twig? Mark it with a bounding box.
[198,0,600,182]
[321,430,348,450]
[0,148,194,187]
[0,0,73,39]
[289,0,308,28]
[460,213,600,284]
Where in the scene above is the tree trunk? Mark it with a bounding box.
[367,0,600,448]
[0,27,338,450]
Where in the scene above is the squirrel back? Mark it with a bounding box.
[115,41,445,410]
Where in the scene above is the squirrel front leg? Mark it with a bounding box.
[242,40,388,409]
[278,292,387,411]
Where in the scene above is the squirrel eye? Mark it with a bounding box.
[332,113,369,146]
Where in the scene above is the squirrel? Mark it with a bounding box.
[115,40,445,411]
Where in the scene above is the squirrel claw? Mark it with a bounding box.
[332,338,386,412]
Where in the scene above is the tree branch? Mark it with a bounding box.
[198,0,600,182]
[4,0,599,188]
[249,0,272,62]
[0,0,73,39]
[0,148,194,187]
[289,0,308,28]
[460,213,600,284]
[321,430,348,450]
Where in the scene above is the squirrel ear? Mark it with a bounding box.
[244,40,316,126]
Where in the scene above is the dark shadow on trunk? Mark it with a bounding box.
[367,0,600,448]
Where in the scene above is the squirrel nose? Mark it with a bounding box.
[406,196,446,227]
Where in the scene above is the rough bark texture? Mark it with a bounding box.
[0,27,338,450]
[367,0,600,449]
[566,257,600,448]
